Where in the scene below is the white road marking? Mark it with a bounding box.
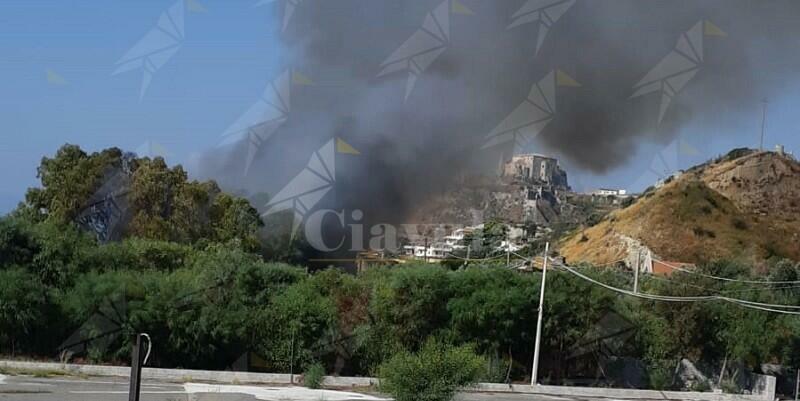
[25,378,123,385]
[184,383,387,401]
[15,382,56,387]
[70,391,187,394]
[0,374,6,384]
[25,378,181,388]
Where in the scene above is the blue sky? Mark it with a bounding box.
[0,0,284,212]
[1,0,799,213]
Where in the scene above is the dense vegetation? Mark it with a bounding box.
[2,145,800,396]
[378,340,485,401]
[2,213,799,389]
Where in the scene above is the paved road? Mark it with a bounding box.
[0,374,637,401]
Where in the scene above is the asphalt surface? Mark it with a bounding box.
[0,374,632,401]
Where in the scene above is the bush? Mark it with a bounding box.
[378,340,485,401]
[689,379,711,392]
[0,268,51,355]
[303,361,325,389]
[731,217,748,230]
[647,362,674,390]
[621,196,635,208]
[480,354,509,384]
[720,379,740,394]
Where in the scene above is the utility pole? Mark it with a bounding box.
[633,250,640,294]
[795,368,799,401]
[506,231,511,268]
[465,245,471,267]
[531,242,549,386]
[289,329,295,385]
[760,98,768,151]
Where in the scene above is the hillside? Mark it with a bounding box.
[560,149,800,266]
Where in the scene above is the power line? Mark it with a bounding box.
[572,256,800,295]
[445,250,507,261]
[719,284,800,294]
[554,262,800,315]
[641,272,722,294]
[532,254,800,311]
[652,257,800,285]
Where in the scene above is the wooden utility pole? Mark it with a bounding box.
[633,251,640,294]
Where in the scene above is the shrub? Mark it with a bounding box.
[303,361,325,389]
[621,196,635,208]
[720,379,740,394]
[731,217,748,230]
[647,362,674,390]
[689,379,711,392]
[378,340,485,401]
[692,227,716,238]
[480,354,508,384]
[586,213,603,227]
[0,268,51,355]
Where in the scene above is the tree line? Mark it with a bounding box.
[1,145,800,393]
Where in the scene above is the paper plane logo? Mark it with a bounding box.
[186,0,207,13]
[136,141,170,159]
[482,69,579,154]
[219,70,309,176]
[46,69,68,86]
[58,296,127,361]
[508,0,576,56]
[377,0,473,102]
[255,0,303,32]
[631,20,725,125]
[113,0,204,99]
[261,138,360,237]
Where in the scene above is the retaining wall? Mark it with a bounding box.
[0,360,775,400]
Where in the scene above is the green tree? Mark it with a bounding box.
[370,266,452,351]
[447,267,538,372]
[208,193,263,251]
[0,268,51,355]
[127,157,186,241]
[0,217,38,268]
[25,145,123,223]
[264,279,338,372]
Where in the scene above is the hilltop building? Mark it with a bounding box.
[503,154,569,189]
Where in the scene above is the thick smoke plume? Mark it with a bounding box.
[200,0,800,225]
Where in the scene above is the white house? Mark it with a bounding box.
[591,188,627,196]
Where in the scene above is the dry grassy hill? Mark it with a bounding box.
[560,149,800,266]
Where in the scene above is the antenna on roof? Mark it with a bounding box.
[759,98,768,151]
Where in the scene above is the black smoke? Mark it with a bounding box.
[199,0,800,226]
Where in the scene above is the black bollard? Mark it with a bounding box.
[128,334,144,401]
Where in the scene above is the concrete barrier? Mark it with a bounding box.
[0,360,376,389]
[471,379,776,401]
[0,360,775,400]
